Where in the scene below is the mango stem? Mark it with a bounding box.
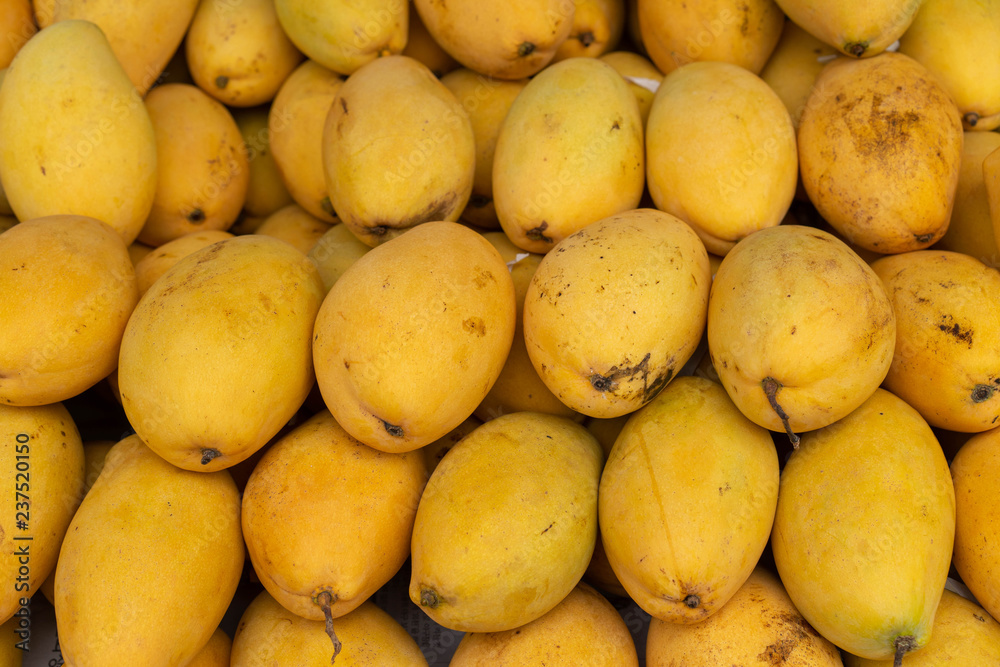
[317,591,342,664]
[762,377,799,449]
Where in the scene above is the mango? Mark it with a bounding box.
[552,0,625,61]
[254,203,333,254]
[707,225,895,442]
[450,582,638,666]
[773,0,922,58]
[312,221,515,453]
[871,250,1000,432]
[523,208,710,418]
[0,403,84,623]
[403,5,460,77]
[759,20,840,129]
[133,230,234,296]
[798,52,963,254]
[118,236,324,471]
[409,412,603,632]
[951,426,1000,622]
[986,144,1000,246]
[493,57,644,253]
[646,60,798,255]
[420,415,481,475]
[187,627,232,667]
[242,410,427,622]
[322,56,475,246]
[0,1,34,69]
[55,435,244,666]
[0,20,157,244]
[934,131,1000,268]
[233,104,295,218]
[599,376,778,622]
[307,223,370,294]
[0,215,138,406]
[598,51,663,126]
[138,83,248,247]
[771,388,955,661]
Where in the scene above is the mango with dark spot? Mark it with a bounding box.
[773,0,922,59]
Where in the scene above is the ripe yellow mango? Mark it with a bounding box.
[269,59,344,223]
[707,225,895,441]
[410,412,603,632]
[450,582,638,666]
[934,131,1000,268]
[403,6,459,78]
[232,591,428,666]
[646,60,798,255]
[187,627,232,667]
[598,51,663,126]
[50,0,199,95]
[646,568,844,666]
[323,56,475,246]
[186,0,303,107]
[771,389,956,661]
[55,435,244,666]
[275,0,408,76]
[0,20,157,244]
[118,236,324,471]
[138,83,248,247]
[798,52,963,254]
[951,427,1000,622]
[493,57,644,252]
[255,203,332,255]
[600,376,778,623]
[233,105,294,218]
[552,0,625,61]
[639,0,784,74]
[986,144,1000,247]
[0,403,84,623]
[871,250,1000,432]
[133,230,234,296]
[242,410,427,622]
[0,1,34,69]
[313,222,515,453]
[414,0,575,79]
[307,223,370,294]
[0,215,138,406]
[759,20,840,129]
[523,208,710,418]
[773,0,922,58]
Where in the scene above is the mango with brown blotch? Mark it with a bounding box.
[312,221,515,453]
[773,0,922,58]
[322,56,475,246]
[133,230,234,296]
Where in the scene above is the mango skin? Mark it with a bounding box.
[598,51,663,126]
[312,221,516,453]
[951,427,1000,623]
[186,627,232,667]
[759,20,840,130]
[323,56,475,246]
[409,412,603,632]
[0,215,138,407]
[772,0,922,58]
[54,435,244,667]
[307,223,370,294]
[771,389,956,660]
[118,236,324,472]
[0,403,84,623]
[935,131,1000,268]
[493,57,644,253]
[0,1,34,69]
[242,410,427,621]
[133,230,234,296]
[600,376,778,623]
[0,20,157,244]
[232,105,294,218]
[552,0,625,62]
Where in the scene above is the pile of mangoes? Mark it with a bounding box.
[1,0,1000,665]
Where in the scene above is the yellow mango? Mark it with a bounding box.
[493,57,644,253]
[55,435,244,666]
[50,0,199,95]
[403,3,460,77]
[600,376,778,622]
[307,223,370,294]
[760,19,840,129]
[598,51,663,126]
[798,52,963,254]
[646,60,798,255]
[118,236,324,471]
[269,59,344,223]
[0,215,138,406]
[845,588,1000,665]
[323,56,474,246]
[951,427,1000,622]
[0,21,157,244]
[773,0,922,58]
[639,0,784,75]
[274,0,408,76]
[707,225,896,441]
[0,403,84,623]
[450,582,638,666]
[232,591,428,666]
[414,0,575,79]
[313,221,516,452]
[898,0,1000,131]
[410,412,603,632]
[420,415,481,475]
[254,203,332,254]
[646,567,844,666]
[440,69,528,231]
[552,0,625,61]
[138,83,248,247]
[186,0,303,107]
[0,1,34,69]
[187,627,232,667]
[242,410,427,621]
[523,208,710,418]
[872,251,1000,432]
[987,144,1000,246]
[582,531,628,599]
[935,131,1000,269]
[771,389,956,661]
[133,230,233,296]
[233,104,294,217]
[32,0,53,28]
